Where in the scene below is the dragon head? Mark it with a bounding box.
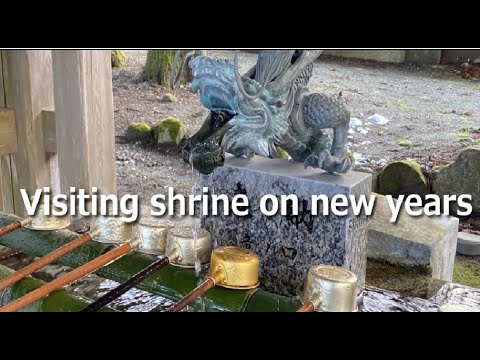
[184,55,288,175]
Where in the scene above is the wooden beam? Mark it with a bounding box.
[4,50,56,215]
[52,51,116,195]
[0,109,17,156]
[0,52,4,106]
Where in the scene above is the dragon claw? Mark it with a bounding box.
[304,155,320,169]
[321,156,351,174]
[338,158,351,173]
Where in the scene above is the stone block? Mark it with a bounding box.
[201,155,372,297]
[367,195,459,282]
[433,147,480,216]
[405,50,442,65]
[457,232,480,256]
[378,160,428,198]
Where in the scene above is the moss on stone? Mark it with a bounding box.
[128,122,151,133]
[111,50,126,68]
[379,160,428,198]
[347,150,355,164]
[397,139,413,147]
[153,117,186,145]
[160,93,177,103]
[126,122,152,141]
[276,146,290,160]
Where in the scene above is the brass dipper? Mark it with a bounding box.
[297,265,358,313]
[168,246,260,312]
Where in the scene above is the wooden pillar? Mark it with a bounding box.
[51,51,116,195]
[0,51,14,213]
[1,50,55,215]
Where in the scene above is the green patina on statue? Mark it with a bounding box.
[182,50,352,175]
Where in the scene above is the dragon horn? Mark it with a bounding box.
[170,50,182,90]
[234,50,265,101]
[170,50,195,90]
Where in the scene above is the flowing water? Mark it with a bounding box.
[189,150,202,276]
[191,168,202,276]
[66,274,176,312]
[189,149,209,310]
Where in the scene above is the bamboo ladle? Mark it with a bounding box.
[0,238,142,312]
[0,214,134,293]
[81,226,213,312]
[0,229,101,292]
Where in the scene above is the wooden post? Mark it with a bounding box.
[0,51,14,213]
[0,109,17,156]
[52,51,116,196]
[0,51,55,215]
[0,51,5,104]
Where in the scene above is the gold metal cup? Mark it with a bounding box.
[24,204,71,231]
[134,219,173,255]
[166,246,259,313]
[301,265,358,312]
[91,216,134,244]
[208,246,260,290]
[165,226,213,268]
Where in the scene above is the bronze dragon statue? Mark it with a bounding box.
[182,50,352,175]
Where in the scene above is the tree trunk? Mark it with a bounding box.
[138,50,206,85]
[111,50,126,68]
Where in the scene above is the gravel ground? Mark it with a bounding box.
[113,50,480,203]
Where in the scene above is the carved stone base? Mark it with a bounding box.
[201,155,372,297]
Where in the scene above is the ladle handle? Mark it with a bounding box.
[0,249,20,262]
[296,301,316,313]
[0,232,95,292]
[167,277,216,313]
[0,221,23,237]
[0,242,133,312]
[81,256,170,312]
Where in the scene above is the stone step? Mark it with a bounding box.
[367,194,459,282]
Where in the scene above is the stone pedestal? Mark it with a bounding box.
[201,155,372,297]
